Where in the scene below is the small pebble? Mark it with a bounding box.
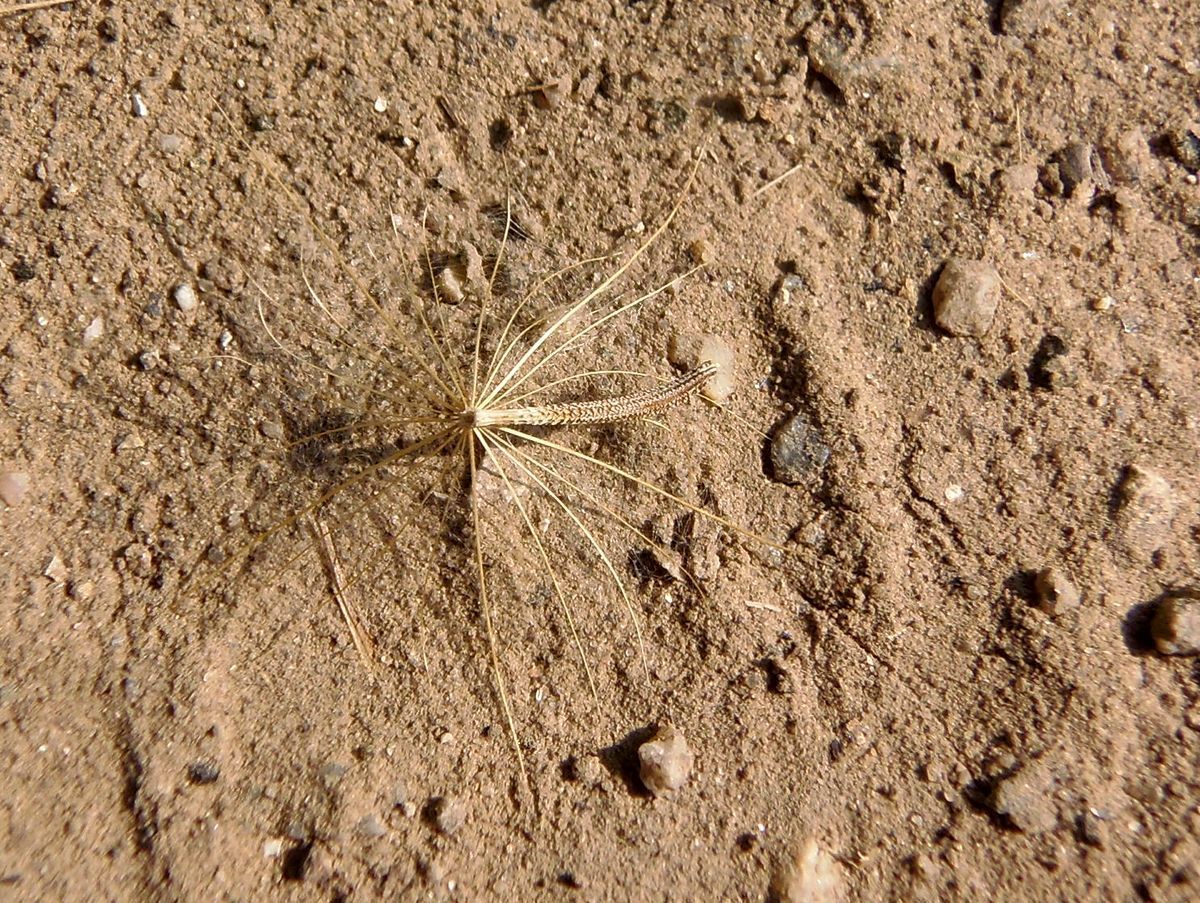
[131,93,149,118]
[114,433,145,453]
[932,258,1000,337]
[173,283,197,312]
[263,838,284,858]
[69,580,96,602]
[187,761,220,784]
[159,133,182,154]
[1165,123,1200,173]
[1054,142,1104,196]
[430,796,466,835]
[1116,464,1176,554]
[356,814,387,838]
[11,258,36,282]
[1150,589,1200,656]
[769,413,831,484]
[436,266,465,304]
[83,316,104,345]
[1100,128,1148,183]
[688,237,714,265]
[0,470,31,507]
[772,837,842,903]
[667,332,736,403]
[637,723,693,796]
[373,96,388,113]
[259,420,284,440]
[218,330,233,350]
[535,74,570,109]
[42,555,67,584]
[137,350,161,371]
[999,163,1039,195]
[986,765,1057,833]
[1033,567,1080,615]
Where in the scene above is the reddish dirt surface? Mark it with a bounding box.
[3,2,1199,900]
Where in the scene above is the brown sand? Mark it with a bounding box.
[2,2,1199,900]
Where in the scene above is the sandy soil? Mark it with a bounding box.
[2,1,1199,900]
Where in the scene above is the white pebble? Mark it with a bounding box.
[131,94,149,118]
[83,316,104,345]
[637,724,693,796]
[173,283,198,312]
[373,96,388,113]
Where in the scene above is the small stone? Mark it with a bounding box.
[259,419,285,440]
[187,761,220,784]
[373,96,388,113]
[1054,142,1105,196]
[173,283,197,312]
[772,837,843,903]
[356,814,387,838]
[430,796,466,835]
[1150,589,1200,656]
[1077,810,1108,848]
[114,433,145,453]
[999,163,1039,195]
[986,765,1057,833]
[11,259,36,282]
[159,134,182,154]
[42,555,67,584]
[932,258,1000,337]
[1165,123,1200,173]
[137,350,161,371]
[0,471,30,507]
[436,266,465,304]
[1116,464,1176,555]
[769,414,830,484]
[534,74,570,109]
[637,723,693,796]
[1100,128,1149,183]
[688,238,714,265]
[131,93,149,118]
[83,316,104,345]
[263,838,284,858]
[1033,567,1080,615]
[69,580,96,602]
[667,332,736,403]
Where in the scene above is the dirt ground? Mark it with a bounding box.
[3,1,1200,900]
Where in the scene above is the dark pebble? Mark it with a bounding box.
[769,413,830,484]
[187,761,220,784]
